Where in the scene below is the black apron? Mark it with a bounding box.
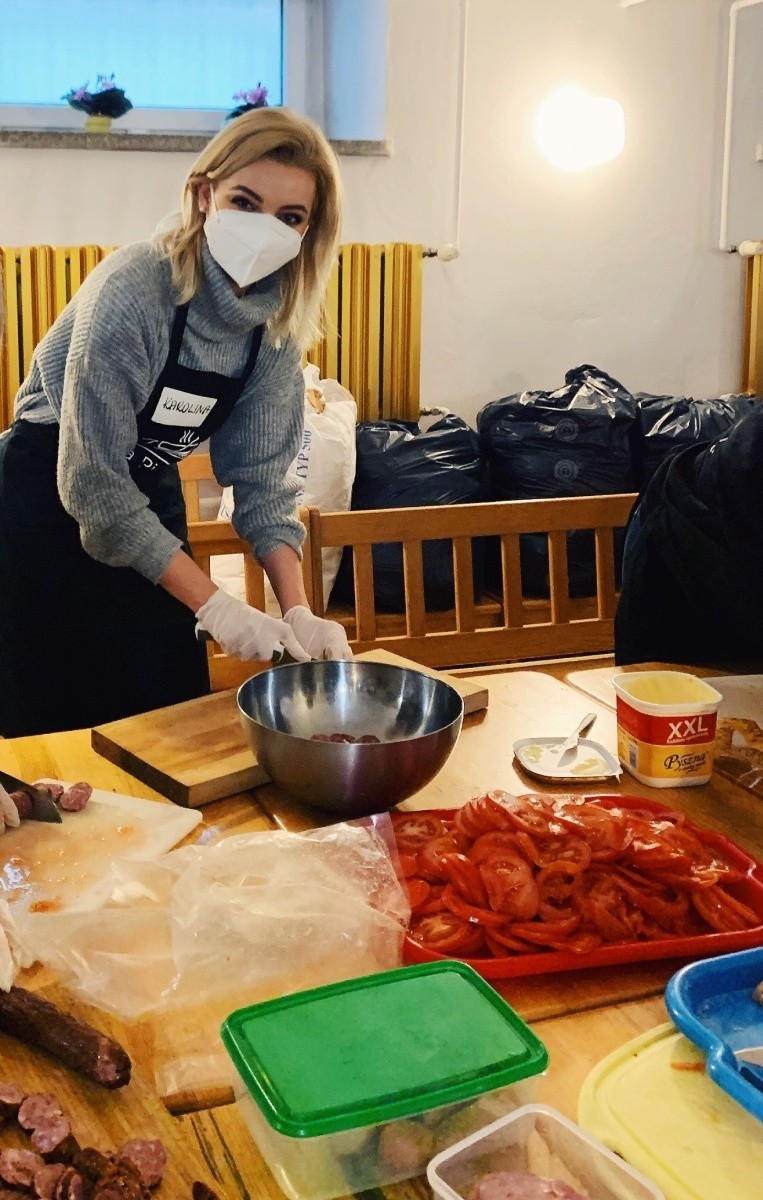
[614,408,763,668]
[0,305,263,736]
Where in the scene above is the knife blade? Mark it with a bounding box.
[0,769,63,823]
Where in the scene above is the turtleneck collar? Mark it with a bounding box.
[189,241,283,339]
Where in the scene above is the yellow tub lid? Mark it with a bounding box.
[578,1023,763,1200]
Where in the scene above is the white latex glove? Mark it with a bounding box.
[283,606,353,661]
[0,784,21,835]
[195,590,310,663]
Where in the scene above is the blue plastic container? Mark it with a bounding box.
[665,946,763,1122]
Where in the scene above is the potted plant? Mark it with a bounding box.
[63,74,133,132]
[225,83,269,122]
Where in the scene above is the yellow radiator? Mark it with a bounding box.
[0,242,423,431]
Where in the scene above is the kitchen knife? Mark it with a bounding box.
[0,769,63,823]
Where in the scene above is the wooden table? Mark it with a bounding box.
[1,660,760,1199]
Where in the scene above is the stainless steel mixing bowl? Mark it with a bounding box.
[237,659,464,817]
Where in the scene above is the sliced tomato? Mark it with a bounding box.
[691,886,761,933]
[417,834,461,883]
[484,926,537,953]
[405,878,432,912]
[532,834,592,873]
[507,915,580,945]
[409,911,486,955]
[391,812,445,853]
[468,832,527,866]
[397,852,420,878]
[417,883,446,915]
[441,884,509,928]
[453,792,517,839]
[441,853,489,907]
[557,804,632,862]
[478,852,539,920]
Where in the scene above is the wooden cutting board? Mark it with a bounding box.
[91,650,489,809]
[0,979,223,1197]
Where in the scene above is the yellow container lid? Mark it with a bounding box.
[578,1023,763,1200]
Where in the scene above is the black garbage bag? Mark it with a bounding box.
[477,364,638,597]
[633,393,759,487]
[331,415,484,612]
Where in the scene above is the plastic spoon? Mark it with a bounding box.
[556,712,598,765]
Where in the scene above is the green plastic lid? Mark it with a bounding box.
[221,961,548,1139]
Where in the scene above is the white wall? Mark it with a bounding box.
[0,0,750,424]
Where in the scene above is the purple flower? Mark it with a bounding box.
[232,83,268,107]
[72,85,89,102]
[96,74,117,91]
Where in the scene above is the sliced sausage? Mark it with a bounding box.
[192,1186,223,1200]
[117,1141,166,1190]
[59,784,92,813]
[18,1094,64,1132]
[34,1163,68,1200]
[0,1147,44,1188]
[72,1148,114,1183]
[32,782,65,802]
[31,1118,78,1162]
[8,792,32,821]
[0,1084,27,1118]
[470,1172,586,1200]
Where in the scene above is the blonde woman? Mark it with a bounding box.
[0,107,351,737]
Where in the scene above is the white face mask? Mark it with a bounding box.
[203,191,304,288]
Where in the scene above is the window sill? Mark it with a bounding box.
[0,127,392,156]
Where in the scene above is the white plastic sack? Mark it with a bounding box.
[212,365,357,609]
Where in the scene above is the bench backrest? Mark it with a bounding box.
[304,493,638,669]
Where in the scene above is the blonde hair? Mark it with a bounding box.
[154,107,342,349]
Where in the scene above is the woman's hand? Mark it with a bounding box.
[196,591,310,662]
[283,606,353,660]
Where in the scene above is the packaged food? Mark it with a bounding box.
[612,671,723,787]
[221,961,548,1200]
[427,1103,664,1200]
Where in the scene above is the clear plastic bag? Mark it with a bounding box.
[13,818,410,1102]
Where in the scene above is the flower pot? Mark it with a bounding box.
[85,114,113,133]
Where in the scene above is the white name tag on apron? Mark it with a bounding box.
[153,387,218,427]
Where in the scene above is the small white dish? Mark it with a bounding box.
[513,736,621,783]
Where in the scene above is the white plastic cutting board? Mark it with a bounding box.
[0,782,201,915]
[705,674,763,722]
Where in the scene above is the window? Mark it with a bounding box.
[0,0,388,142]
[0,0,284,132]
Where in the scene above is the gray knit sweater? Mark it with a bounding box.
[15,240,305,583]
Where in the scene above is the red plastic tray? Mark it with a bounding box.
[400,794,763,980]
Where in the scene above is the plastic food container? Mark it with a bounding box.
[221,961,548,1200]
[665,945,763,1121]
[513,736,621,783]
[612,671,723,787]
[427,1103,664,1200]
[578,1023,763,1200]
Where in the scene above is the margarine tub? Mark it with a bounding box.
[612,671,723,788]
